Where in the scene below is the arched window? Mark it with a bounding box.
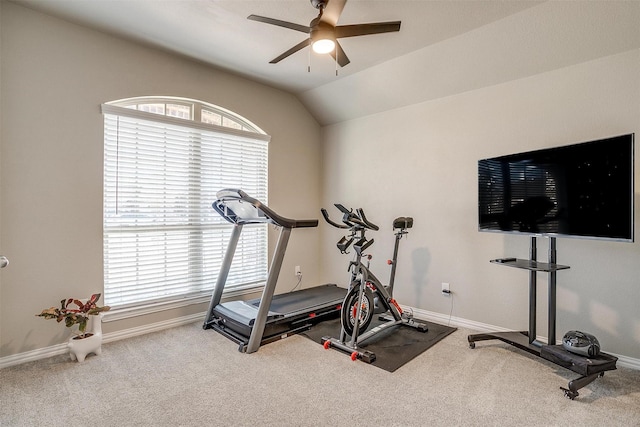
[102,97,269,313]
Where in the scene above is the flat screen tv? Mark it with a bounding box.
[478,133,634,242]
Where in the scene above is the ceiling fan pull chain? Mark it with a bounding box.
[308,41,311,73]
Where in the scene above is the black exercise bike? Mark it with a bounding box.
[320,204,428,363]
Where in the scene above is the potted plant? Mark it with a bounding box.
[37,293,110,362]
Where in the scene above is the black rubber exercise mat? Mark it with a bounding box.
[301,317,456,372]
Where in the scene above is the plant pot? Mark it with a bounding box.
[67,313,104,362]
[68,333,102,362]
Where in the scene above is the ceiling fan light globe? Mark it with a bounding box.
[312,39,335,54]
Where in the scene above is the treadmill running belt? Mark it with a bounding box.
[249,284,346,315]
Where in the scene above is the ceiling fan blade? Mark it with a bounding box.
[335,21,401,38]
[269,39,311,64]
[320,0,347,26]
[330,40,350,67]
[248,15,311,33]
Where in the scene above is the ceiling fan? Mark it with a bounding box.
[247,0,401,67]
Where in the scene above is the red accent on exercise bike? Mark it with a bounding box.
[387,259,393,265]
[350,351,359,361]
[323,340,331,349]
[308,312,316,318]
[390,298,403,314]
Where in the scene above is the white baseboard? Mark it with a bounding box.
[0,342,70,369]
[2,309,639,371]
[410,306,640,370]
[0,313,203,369]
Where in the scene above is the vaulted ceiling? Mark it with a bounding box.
[13,0,640,125]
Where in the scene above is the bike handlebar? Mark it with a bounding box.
[321,208,349,229]
[356,208,379,231]
[321,204,379,231]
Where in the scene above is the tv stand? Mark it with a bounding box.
[469,236,569,352]
[468,237,619,399]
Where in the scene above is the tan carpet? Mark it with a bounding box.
[1,322,639,426]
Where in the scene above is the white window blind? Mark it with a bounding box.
[102,103,269,308]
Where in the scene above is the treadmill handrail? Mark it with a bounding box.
[213,189,318,229]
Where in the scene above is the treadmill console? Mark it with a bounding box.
[213,189,268,225]
[212,188,317,229]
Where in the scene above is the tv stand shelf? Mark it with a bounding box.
[490,258,570,272]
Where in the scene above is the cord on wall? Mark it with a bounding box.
[290,273,302,292]
[447,295,454,327]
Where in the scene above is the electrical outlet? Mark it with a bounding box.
[295,265,302,277]
[442,282,451,295]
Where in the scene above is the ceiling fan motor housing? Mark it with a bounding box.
[311,21,335,43]
[311,0,329,10]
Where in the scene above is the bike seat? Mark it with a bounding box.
[393,217,413,230]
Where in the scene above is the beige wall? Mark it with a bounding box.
[0,2,322,357]
[321,49,640,360]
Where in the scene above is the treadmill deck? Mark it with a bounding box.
[206,284,346,346]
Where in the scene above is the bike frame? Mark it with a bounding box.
[321,204,427,363]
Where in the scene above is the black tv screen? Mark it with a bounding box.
[478,134,634,242]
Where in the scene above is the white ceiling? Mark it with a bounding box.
[12,0,640,125]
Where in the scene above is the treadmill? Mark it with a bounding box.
[203,189,346,353]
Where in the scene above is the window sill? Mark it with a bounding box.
[102,285,263,323]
